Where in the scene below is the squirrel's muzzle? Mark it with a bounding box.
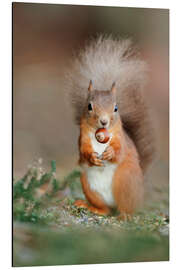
[98,115,109,128]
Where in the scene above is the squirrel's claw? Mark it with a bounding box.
[117,213,132,222]
[90,152,103,166]
[102,146,114,161]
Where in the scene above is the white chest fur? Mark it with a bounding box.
[83,132,117,207]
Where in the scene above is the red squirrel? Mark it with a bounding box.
[66,35,155,219]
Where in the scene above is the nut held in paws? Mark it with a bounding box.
[95,128,110,144]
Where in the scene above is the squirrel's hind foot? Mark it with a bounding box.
[74,200,110,216]
[74,199,89,209]
[117,213,132,222]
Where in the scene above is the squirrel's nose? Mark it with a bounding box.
[100,119,108,126]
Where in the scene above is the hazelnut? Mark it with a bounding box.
[95,128,110,144]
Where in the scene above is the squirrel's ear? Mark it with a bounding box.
[111,82,116,95]
[88,80,93,92]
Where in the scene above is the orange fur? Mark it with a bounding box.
[112,147,144,214]
[76,115,144,216]
[74,173,110,215]
[75,82,148,217]
[67,36,155,217]
[108,121,126,163]
[78,120,94,166]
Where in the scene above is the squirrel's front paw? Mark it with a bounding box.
[90,152,103,166]
[102,146,114,161]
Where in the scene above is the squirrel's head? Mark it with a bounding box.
[84,80,120,130]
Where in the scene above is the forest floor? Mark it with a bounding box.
[13,160,169,267]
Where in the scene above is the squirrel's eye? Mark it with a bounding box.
[88,103,92,111]
[114,105,118,112]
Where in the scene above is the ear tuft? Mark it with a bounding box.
[88,80,93,92]
[111,82,116,94]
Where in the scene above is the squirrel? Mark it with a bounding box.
[66,35,155,219]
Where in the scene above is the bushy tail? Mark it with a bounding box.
[66,34,155,173]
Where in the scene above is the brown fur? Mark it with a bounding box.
[75,173,110,215]
[108,121,126,163]
[78,120,94,166]
[78,114,144,215]
[112,144,144,214]
[66,34,155,173]
[66,35,155,216]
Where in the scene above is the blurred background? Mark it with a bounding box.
[13,3,169,200]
